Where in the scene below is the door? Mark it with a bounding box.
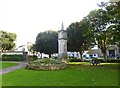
[109,50,115,57]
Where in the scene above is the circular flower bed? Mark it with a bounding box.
[26,58,67,70]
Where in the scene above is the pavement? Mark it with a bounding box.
[0,62,27,75]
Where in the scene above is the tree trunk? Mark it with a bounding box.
[103,52,107,63]
[33,51,35,56]
[101,49,107,63]
[79,51,83,62]
[40,53,42,58]
[49,54,51,58]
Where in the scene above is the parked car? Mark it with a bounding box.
[83,57,92,61]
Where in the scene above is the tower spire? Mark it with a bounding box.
[61,22,64,30]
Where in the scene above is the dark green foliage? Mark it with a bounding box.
[87,9,111,61]
[86,3,120,61]
[67,18,94,61]
[35,31,58,57]
[93,58,120,63]
[97,59,105,63]
[106,2,120,47]
[69,58,82,62]
[67,19,94,51]
[107,59,120,63]
[28,55,38,61]
[2,54,24,61]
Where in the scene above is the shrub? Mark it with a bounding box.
[69,58,82,62]
[33,58,63,64]
[28,55,38,61]
[2,54,24,61]
[26,58,67,70]
[94,58,120,63]
[97,59,105,63]
[107,59,120,63]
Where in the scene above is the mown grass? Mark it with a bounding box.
[0,61,19,87]
[2,62,119,86]
[0,62,18,69]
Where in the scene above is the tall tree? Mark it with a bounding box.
[67,18,94,61]
[87,8,112,62]
[106,2,120,47]
[35,30,58,58]
[86,1,120,62]
[0,30,17,51]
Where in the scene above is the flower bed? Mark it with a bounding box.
[26,58,67,70]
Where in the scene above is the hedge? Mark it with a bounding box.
[96,58,120,63]
[2,54,24,61]
[69,58,82,62]
[28,55,38,61]
[69,57,120,63]
[107,59,120,63]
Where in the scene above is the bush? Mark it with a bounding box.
[94,58,120,63]
[32,58,63,64]
[69,58,82,62]
[26,58,67,70]
[97,59,105,63]
[28,55,38,61]
[107,59,120,63]
[2,54,24,61]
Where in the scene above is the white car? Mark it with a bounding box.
[83,57,92,61]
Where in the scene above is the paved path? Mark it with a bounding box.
[0,62,27,75]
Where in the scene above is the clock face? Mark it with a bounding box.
[58,31,67,39]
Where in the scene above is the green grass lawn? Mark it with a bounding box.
[0,61,19,87]
[0,62,18,69]
[2,62,119,86]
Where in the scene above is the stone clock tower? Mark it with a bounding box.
[58,23,68,62]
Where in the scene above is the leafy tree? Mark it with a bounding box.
[29,44,37,56]
[0,30,17,51]
[35,30,58,58]
[87,8,113,62]
[87,1,120,61]
[30,44,36,52]
[67,18,94,61]
[106,2,120,47]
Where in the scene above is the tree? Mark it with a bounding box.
[86,1,120,61]
[87,8,113,62]
[106,2,120,47]
[35,30,58,58]
[0,30,17,51]
[29,44,37,56]
[67,18,94,61]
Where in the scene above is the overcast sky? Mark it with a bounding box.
[0,0,109,47]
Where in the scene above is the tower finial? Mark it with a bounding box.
[61,22,64,30]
